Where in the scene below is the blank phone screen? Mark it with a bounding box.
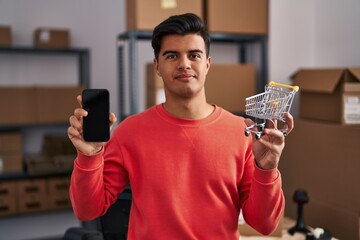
[82,89,110,142]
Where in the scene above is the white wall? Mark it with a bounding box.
[1,0,360,119]
[314,0,360,67]
[0,0,125,118]
[269,0,360,116]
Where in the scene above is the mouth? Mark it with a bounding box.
[175,73,196,81]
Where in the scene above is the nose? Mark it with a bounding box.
[177,55,191,70]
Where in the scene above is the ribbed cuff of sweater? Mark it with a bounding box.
[253,166,280,184]
[75,148,104,170]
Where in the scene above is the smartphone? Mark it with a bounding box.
[82,89,110,142]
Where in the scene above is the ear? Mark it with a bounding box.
[153,58,161,77]
[205,56,211,74]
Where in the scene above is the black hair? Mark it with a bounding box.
[151,13,210,60]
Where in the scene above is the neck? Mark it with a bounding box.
[162,99,214,120]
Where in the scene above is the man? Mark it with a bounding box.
[68,13,292,239]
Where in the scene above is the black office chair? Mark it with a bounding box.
[64,187,132,240]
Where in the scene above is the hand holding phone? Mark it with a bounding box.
[82,89,110,142]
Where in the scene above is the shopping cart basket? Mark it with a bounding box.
[244,81,299,139]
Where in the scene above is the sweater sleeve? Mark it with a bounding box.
[237,135,284,236]
[241,163,284,235]
[69,134,129,221]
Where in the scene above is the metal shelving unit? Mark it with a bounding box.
[0,46,90,179]
[117,30,267,119]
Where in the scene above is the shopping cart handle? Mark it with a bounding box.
[268,81,299,92]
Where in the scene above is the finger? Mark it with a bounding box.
[69,115,83,133]
[264,128,285,142]
[67,125,82,140]
[267,119,277,129]
[284,112,294,134]
[74,108,88,118]
[244,118,255,127]
[77,95,82,107]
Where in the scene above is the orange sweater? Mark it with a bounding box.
[70,104,284,239]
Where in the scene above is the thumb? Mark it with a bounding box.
[109,112,117,130]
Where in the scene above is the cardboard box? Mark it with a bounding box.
[206,0,268,35]
[17,179,48,214]
[0,153,23,174]
[34,28,70,49]
[0,133,22,152]
[291,67,360,124]
[0,86,82,125]
[0,87,37,125]
[205,64,256,113]
[0,195,17,217]
[146,63,165,108]
[47,177,70,195]
[25,154,74,176]
[0,133,23,174]
[42,135,77,157]
[35,86,83,123]
[126,0,203,31]
[47,194,72,210]
[0,25,12,47]
[280,118,360,239]
[47,177,71,210]
[0,181,18,217]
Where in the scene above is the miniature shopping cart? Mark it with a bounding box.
[244,81,299,139]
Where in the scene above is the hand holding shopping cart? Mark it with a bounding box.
[244,81,299,139]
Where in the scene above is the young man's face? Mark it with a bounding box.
[154,33,211,100]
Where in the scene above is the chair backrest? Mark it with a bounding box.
[99,188,132,240]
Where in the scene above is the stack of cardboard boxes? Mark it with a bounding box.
[0,176,71,217]
[0,91,77,217]
[0,86,82,126]
[125,0,268,35]
[0,86,82,175]
[280,67,360,239]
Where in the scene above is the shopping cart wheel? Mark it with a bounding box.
[258,123,265,132]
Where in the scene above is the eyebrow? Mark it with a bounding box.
[162,49,204,56]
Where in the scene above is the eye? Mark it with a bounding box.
[166,54,177,59]
[189,53,201,59]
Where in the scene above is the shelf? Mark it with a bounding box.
[117,30,268,118]
[0,46,88,54]
[0,122,69,131]
[118,30,267,43]
[0,46,90,88]
[0,172,70,181]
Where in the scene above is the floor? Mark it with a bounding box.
[0,210,80,240]
[240,217,339,240]
[0,212,339,240]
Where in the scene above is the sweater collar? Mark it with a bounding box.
[155,103,222,126]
